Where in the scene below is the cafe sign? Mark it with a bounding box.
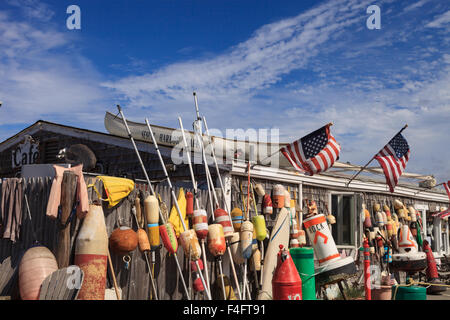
[12,138,39,169]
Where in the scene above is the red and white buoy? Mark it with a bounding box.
[272,185,285,209]
[272,245,302,300]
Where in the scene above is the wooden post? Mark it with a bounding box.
[56,171,77,268]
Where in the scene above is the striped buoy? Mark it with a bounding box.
[214,208,233,238]
[180,229,202,261]
[263,194,273,215]
[231,207,243,231]
[193,209,208,240]
[284,190,291,208]
[254,184,265,197]
[207,224,226,257]
[229,232,245,264]
[191,259,204,293]
[298,229,306,247]
[186,192,194,217]
[74,204,108,300]
[304,214,340,266]
[240,221,254,260]
[159,223,178,254]
[381,211,388,225]
[252,215,267,241]
[144,195,160,251]
[272,184,285,209]
[376,211,384,227]
[386,221,394,238]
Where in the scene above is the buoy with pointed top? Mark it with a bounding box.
[272,245,302,300]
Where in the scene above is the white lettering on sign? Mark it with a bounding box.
[11,141,39,169]
[288,293,301,300]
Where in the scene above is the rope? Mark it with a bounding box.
[392,279,450,300]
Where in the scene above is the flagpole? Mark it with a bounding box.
[345,124,408,187]
[253,122,334,169]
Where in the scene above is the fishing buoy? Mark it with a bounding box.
[263,194,273,215]
[376,211,384,227]
[326,213,336,225]
[144,195,160,251]
[284,190,291,208]
[159,222,178,254]
[207,224,226,257]
[231,207,243,231]
[254,183,265,197]
[191,259,204,293]
[298,230,307,247]
[408,206,417,222]
[303,214,356,285]
[250,248,261,271]
[376,236,385,256]
[272,245,302,300]
[186,192,194,218]
[363,204,372,228]
[109,227,138,255]
[137,228,150,252]
[272,184,285,209]
[383,204,392,220]
[180,229,202,261]
[19,246,58,300]
[423,240,446,294]
[373,203,381,213]
[193,209,209,240]
[213,274,237,300]
[290,217,300,248]
[391,224,427,272]
[381,211,388,225]
[229,232,245,264]
[240,220,254,260]
[75,204,108,300]
[394,199,404,210]
[290,247,316,300]
[386,221,394,238]
[397,208,406,219]
[214,208,234,238]
[252,215,267,241]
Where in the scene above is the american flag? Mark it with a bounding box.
[374,132,410,193]
[444,181,450,202]
[280,124,340,176]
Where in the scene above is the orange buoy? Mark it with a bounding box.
[214,208,233,238]
[272,245,302,300]
[144,195,160,251]
[109,227,138,255]
[207,224,226,257]
[137,228,151,252]
[263,194,273,215]
[186,192,194,217]
[75,204,108,300]
[180,229,202,261]
[19,245,58,300]
[240,220,254,260]
[159,223,178,254]
[363,204,372,228]
[386,221,394,238]
[231,207,243,231]
[193,209,208,240]
[272,184,285,209]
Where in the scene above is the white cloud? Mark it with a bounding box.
[426,10,450,28]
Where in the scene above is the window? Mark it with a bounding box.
[330,193,356,246]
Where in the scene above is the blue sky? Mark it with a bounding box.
[0,0,449,185]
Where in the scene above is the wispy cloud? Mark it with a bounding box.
[426,10,450,28]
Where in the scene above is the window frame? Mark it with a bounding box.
[328,191,357,249]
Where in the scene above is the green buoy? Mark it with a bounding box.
[290,247,316,300]
[392,285,426,300]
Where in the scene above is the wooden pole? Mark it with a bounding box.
[107,250,121,300]
[346,124,408,187]
[56,171,77,268]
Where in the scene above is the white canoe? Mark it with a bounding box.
[257,207,290,300]
[104,111,291,168]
